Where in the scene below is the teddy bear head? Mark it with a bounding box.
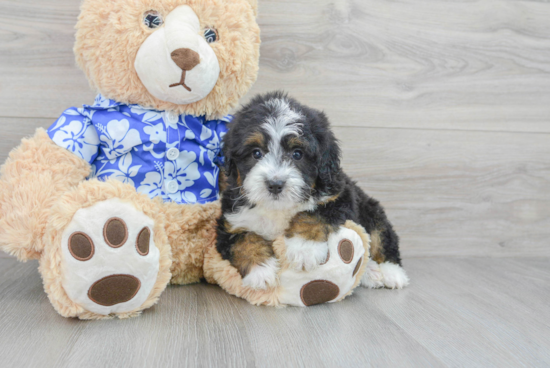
[75,0,260,118]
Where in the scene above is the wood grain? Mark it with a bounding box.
[1,0,550,133]
[248,0,550,133]
[0,257,549,367]
[0,0,95,118]
[335,126,550,257]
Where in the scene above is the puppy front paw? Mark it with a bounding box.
[241,257,280,290]
[285,237,329,272]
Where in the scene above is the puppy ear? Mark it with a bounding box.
[221,132,236,178]
[224,156,236,177]
[316,132,343,197]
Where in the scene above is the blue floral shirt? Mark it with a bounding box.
[48,95,229,204]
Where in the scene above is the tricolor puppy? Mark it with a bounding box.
[217,92,409,290]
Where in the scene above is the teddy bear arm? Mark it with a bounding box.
[0,128,90,261]
[163,200,222,285]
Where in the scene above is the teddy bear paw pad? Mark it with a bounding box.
[278,227,365,307]
[61,199,159,315]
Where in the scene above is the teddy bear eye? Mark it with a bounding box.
[143,11,164,29]
[204,28,219,43]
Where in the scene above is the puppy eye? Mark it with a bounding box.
[204,28,219,43]
[252,149,263,160]
[292,149,303,161]
[144,11,164,29]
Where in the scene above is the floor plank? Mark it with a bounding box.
[248,0,550,133]
[336,126,550,258]
[0,0,95,118]
[0,257,549,367]
[1,0,550,134]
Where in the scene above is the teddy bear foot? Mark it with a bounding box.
[57,199,161,317]
[278,226,366,307]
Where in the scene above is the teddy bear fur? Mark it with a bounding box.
[0,0,260,319]
[0,0,370,319]
[75,0,260,119]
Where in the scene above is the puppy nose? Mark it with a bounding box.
[170,48,200,71]
[267,180,285,195]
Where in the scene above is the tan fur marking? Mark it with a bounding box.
[244,132,266,148]
[370,229,385,263]
[223,220,246,235]
[318,194,340,205]
[287,136,307,149]
[218,171,228,193]
[236,169,243,187]
[231,233,274,277]
[285,213,334,242]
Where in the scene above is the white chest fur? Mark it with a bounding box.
[225,201,316,240]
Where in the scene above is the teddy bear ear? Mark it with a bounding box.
[243,0,258,17]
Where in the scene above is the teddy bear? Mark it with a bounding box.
[0,0,370,319]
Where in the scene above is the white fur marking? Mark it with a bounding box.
[379,262,410,289]
[241,257,280,290]
[225,200,315,240]
[243,158,307,210]
[262,98,303,157]
[285,237,329,271]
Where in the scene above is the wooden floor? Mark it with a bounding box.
[1,257,549,367]
[1,0,549,367]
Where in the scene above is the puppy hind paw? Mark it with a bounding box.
[241,257,280,290]
[379,262,410,289]
[360,260,385,289]
[285,237,328,272]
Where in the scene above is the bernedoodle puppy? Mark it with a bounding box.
[216,92,409,290]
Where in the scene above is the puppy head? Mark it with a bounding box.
[223,92,343,210]
[75,0,260,119]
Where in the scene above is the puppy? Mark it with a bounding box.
[216,92,409,290]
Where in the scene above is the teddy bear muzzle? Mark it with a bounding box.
[134,5,220,105]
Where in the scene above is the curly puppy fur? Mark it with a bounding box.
[217,92,403,279]
[75,0,260,119]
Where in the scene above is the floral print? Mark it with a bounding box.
[49,117,100,162]
[48,94,230,204]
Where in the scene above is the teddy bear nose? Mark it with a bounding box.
[170,48,200,71]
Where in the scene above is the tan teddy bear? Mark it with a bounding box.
[0,0,370,319]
